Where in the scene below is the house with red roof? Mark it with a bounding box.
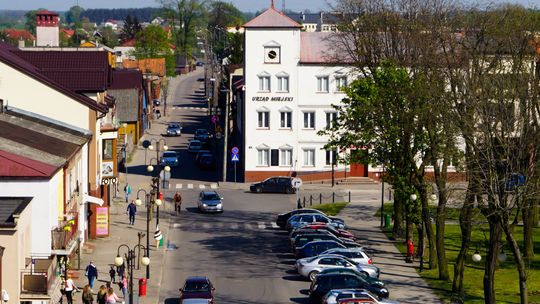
[2,29,36,46]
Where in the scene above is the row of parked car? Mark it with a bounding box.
[276,208,399,304]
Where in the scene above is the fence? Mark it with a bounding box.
[298,191,351,208]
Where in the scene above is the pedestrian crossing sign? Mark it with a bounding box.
[231,154,240,162]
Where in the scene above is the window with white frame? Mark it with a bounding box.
[276,73,289,92]
[317,76,329,92]
[280,111,292,128]
[303,149,315,166]
[303,112,315,129]
[326,150,337,165]
[280,148,293,166]
[258,111,270,128]
[335,76,347,91]
[326,112,338,128]
[258,72,271,92]
[257,147,270,166]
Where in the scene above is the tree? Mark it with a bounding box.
[133,25,175,76]
[98,26,119,47]
[24,9,44,35]
[120,15,142,42]
[207,1,244,29]
[65,5,84,25]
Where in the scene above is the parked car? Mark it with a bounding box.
[179,276,215,303]
[337,298,377,304]
[180,299,212,304]
[166,123,182,136]
[198,154,216,170]
[295,240,346,259]
[292,233,360,252]
[194,129,211,142]
[276,208,345,229]
[296,254,371,281]
[323,289,399,304]
[287,213,346,231]
[188,140,203,153]
[309,273,389,304]
[318,268,385,287]
[160,151,179,167]
[250,176,295,194]
[321,248,373,265]
[292,224,355,240]
[197,191,223,213]
[195,150,212,162]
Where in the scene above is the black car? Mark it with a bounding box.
[194,129,211,142]
[295,240,346,259]
[309,273,389,304]
[276,208,345,229]
[250,176,295,194]
[198,154,216,170]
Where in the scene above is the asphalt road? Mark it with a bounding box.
[158,69,314,303]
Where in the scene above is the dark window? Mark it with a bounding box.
[103,139,113,160]
[271,149,279,166]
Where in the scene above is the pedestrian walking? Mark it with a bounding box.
[97,285,107,304]
[173,191,182,215]
[82,285,94,304]
[106,287,119,304]
[126,200,137,225]
[109,266,116,283]
[85,261,98,289]
[124,184,132,203]
[116,263,125,282]
[64,275,79,304]
[119,275,127,299]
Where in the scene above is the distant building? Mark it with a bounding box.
[286,12,340,32]
[36,10,59,47]
[2,29,35,46]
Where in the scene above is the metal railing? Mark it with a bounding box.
[20,270,49,294]
[298,191,351,208]
[51,212,78,250]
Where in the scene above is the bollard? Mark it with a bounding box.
[320,193,322,204]
[332,192,335,203]
[348,191,351,203]
[303,197,306,207]
[310,195,313,206]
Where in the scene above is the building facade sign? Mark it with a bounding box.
[95,207,109,236]
[252,96,294,102]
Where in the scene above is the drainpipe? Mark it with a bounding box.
[0,246,4,297]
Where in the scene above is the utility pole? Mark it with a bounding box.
[222,89,230,182]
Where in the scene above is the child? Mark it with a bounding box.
[109,266,116,283]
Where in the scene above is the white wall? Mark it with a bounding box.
[36,26,59,47]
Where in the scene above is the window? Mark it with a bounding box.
[258,75,271,92]
[325,112,337,128]
[335,76,347,91]
[303,149,315,166]
[271,149,279,166]
[277,75,289,92]
[326,150,337,166]
[257,148,269,166]
[258,111,270,128]
[280,149,293,166]
[102,139,113,160]
[264,46,281,63]
[317,76,329,92]
[303,112,315,129]
[280,111,292,128]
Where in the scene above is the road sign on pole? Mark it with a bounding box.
[231,154,240,162]
[211,115,217,124]
[231,146,239,155]
[292,178,303,209]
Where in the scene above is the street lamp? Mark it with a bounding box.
[114,243,149,304]
[472,248,482,263]
[136,189,151,279]
[147,147,169,227]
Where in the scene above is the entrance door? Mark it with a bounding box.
[350,149,368,177]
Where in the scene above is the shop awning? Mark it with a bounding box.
[83,194,104,206]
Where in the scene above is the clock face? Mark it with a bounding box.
[265,47,280,63]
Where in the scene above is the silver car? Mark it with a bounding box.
[321,247,373,265]
[322,289,400,304]
[181,299,211,304]
[296,254,371,281]
[197,191,223,213]
[166,123,182,136]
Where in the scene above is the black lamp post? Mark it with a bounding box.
[147,140,169,226]
[135,189,158,279]
[114,243,149,304]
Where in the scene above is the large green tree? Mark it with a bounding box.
[160,0,207,57]
[133,24,175,76]
[120,15,142,42]
[65,5,84,25]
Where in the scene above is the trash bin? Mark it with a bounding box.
[159,238,164,247]
[139,278,147,296]
[384,213,391,228]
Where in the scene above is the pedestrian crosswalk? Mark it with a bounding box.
[175,183,218,190]
[173,106,207,111]
[172,221,281,231]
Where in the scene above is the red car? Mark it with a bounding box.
[296,222,355,240]
[179,276,215,303]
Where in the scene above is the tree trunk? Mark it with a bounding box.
[523,199,535,258]
[452,181,475,293]
[483,218,502,304]
[435,202,449,280]
[503,222,528,304]
[393,196,404,238]
[419,185,438,270]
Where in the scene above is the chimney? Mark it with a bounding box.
[302,11,305,21]
[18,39,24,48]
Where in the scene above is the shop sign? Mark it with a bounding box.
[252,96,294,102]
[96,207,109,236]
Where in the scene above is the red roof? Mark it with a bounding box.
[61,28,75,38]
[36,10,58,16]
[3,29,35,41]
[243,6,302,28]
[0,150,59,178]
[300,32,352,64]
[121,39,136,47]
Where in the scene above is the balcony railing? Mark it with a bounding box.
[20,258,55,294]
[51,212,78,251]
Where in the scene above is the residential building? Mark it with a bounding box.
[35,10,59,47]
[286,11,340,32]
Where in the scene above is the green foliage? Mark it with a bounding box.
[160,0,207,56]
[65,6,84,25]
[24,9,43,35]
[120,15,142,42]
[228,32,243,65]
[98,26,119,47]
[207,1,245,28]
[311,202,349,216]
[134,25,171,58]
[80,8,163,23]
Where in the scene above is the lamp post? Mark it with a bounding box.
[114,243,149,304]
[221,88,230,182]
[122,123,128,184]
[147,138,169,226]
[135,189,150,279]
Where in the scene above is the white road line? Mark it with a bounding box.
[199,184,206,189]
[244,223,252,230]
[258,222,266,229]
[230,223,239,229]
[187,184,194,189]
[210,183,218,189]
[175,183,183,189]
[202,223,211,229]
[173,223,182,229]
[271,222,279,229]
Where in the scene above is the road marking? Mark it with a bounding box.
[187,184,194,189]
[210,183,218,189]
[214,222,223,229]
[199,184,206,189]
[173,223,182,229]
[271,223,279,229]
[258,222,266,229]
[230,223,239,229]
[175,183,183,189]
[244,223,252,230]
[202,223,211,229]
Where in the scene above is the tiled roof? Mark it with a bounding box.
[36,10,58,16]
[300,32,352,64]
[243,6,302,28]
[121,39,136,47]
[13,50,112,92]
[109,69,143,90]
[0,42,107,112]
[286,13,320,24]
[0,197,32,228]
[0,150,58,178]
[61,29,75,38]
[3,29,35,41]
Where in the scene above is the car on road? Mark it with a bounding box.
[309,273,389,304]
[287,213,346,231]
[198,154,216,170]
[195,150,212,162]
[321,248,373,265]
[318,268,385,287]
[295,240,346,259]
[276,208,345,229]
[250,176,296,194]
[292,233,360,252]
[194,129,211,142]
[166,123,182,136]
[197,191,223,213]
[179,276,215,303]
[323,289,399,304]
[296,254,372,281]
[160,151,179,167]
[188,140,203,153]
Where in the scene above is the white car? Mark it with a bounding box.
[321,247,373,265]
[188,140,203,153]
[322,289,400,304]
[296,254,369,281]
[181,299,211,304]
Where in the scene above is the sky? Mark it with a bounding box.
[0,0,336,12]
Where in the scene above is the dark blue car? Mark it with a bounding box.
[295,240,346,259]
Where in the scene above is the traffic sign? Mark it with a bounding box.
[215,132,222,139]
[231,146,239,155]
[291,177,303,189]
[231,154,240,162]
[211,115,218,124]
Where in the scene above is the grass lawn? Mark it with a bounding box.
[376,202,484,222]
[311,202,349,216]
[383,222,540,303]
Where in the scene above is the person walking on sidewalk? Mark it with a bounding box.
[109,266,116,283]
[106,287,119,304]
[116,263,125,282]
[119,275,127,299]
[64,275,79,304]
[97,286,107,304]
[82,285,94,304]
[126,200,137,225]
[85,261,98,289]
[123,184,132,203]
[173,191,182,215]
